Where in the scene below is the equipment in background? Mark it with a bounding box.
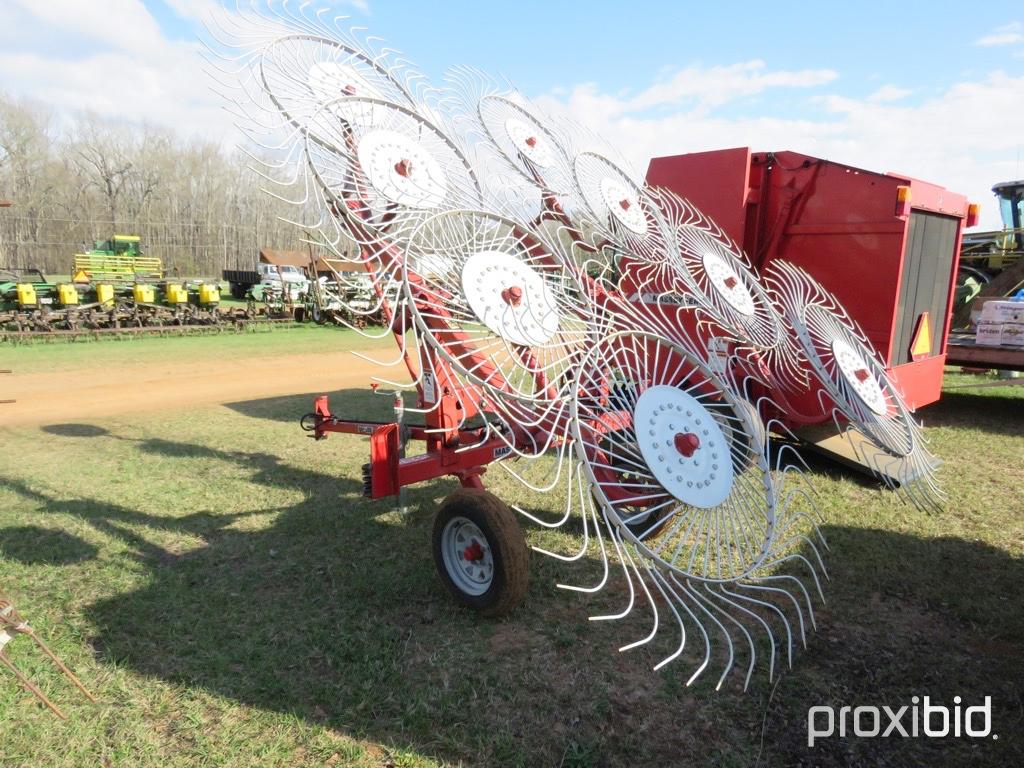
[0,237,294,335]
[72,235,162,283]
[958,180,1024,320]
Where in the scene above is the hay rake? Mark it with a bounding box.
[206,1,939,688]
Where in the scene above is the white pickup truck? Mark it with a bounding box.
[223,263,311,300]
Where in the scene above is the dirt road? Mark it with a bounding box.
[1,350,404,428]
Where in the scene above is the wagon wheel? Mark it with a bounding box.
[432,488,529,616]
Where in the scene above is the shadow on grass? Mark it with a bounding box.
[224,388,420,426]
[79,508,1023,766]
[5,425,1022,766]
[754,524,1024,767]
[40,423,110,438]
[920,389,1024,437]
[0,525,98,565]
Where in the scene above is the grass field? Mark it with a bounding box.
[0,338,1021,766]
[1,324,390,374]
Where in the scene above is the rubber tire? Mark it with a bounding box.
[432,488,529,617]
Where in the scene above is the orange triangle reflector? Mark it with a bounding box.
[910,312,932,361]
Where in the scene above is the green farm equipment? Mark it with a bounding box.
[1,236,242,334]
[72,235,163,284]
[955,180,1024,326]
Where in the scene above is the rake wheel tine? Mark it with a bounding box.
[701,584,757,692]
[589,526,637,622]
[663,574,712,686]
[0,651,67,720]
[682,580,736,691]
[616,550,660,653]
[648,569,687,671]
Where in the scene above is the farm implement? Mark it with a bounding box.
[206,4,944,690]
[1,242,288,337]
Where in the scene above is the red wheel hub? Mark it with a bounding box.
[500,285,524,307]
[463,540,484,562]
[394,158,413,178]
[854,368,870,383]
[525,136,537,147]
[619,198,632,211]
[674,432,701,458]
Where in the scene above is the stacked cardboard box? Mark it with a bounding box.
[976,299,1024,347]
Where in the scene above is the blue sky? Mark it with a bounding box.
[1,1,1022,226]
[144,2,1019,98]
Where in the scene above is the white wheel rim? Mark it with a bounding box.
[441,516,494,596]
[460,250,560,346]
[831,337,888,416]
[356,129,447,208]
[702,250,756,316]
[504,117,556,168]
[632,385,734,508]
[307,62,381,122]
[599,176,648,235]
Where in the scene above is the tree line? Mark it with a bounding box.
[0,93,333,278]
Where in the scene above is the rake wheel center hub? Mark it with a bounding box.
[701,250,756,317]
[501,285,524,307]
[461,250,560,346]
[356,129,447,208]
[632,385,734,508]
[504,118,555,167]
[831,337,888,416]
[674,432,700,457]
[394,158,413,177]
[307,63,382,121]
[598,177,648,236]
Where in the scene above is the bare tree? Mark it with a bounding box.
[0,92,309,276]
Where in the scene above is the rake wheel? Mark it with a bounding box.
[571,330,776,581]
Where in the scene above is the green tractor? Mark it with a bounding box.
[954,180,1024,326]
[0,235,227,333]
[72,234,163,284]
